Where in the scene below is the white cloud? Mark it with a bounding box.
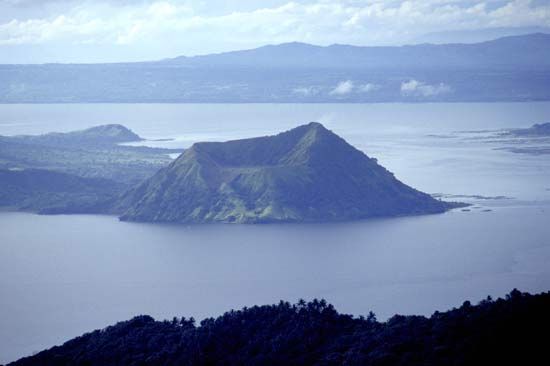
[358,83,380,92]
[330,80,354,95]
[401,79,452,97]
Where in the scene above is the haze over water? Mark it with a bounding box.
[1,102,550,363]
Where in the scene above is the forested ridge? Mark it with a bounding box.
[10,289,549,365]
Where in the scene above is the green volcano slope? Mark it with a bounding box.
[118,122,455,223]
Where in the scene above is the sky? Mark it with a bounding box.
[1,0,550,63]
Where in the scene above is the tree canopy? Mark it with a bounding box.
[11,289,549,366]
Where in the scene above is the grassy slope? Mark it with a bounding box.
[0,168,124,214]
[118,123,454,223]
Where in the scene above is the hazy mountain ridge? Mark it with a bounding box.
[168,33,550,69]
[415,27,550,44]
[10,289,549,366]
[1,34,549,103]
[7,124,143,147]
[117,123,456,223]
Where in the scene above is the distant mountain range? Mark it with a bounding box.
[1,33,549,103]
[414,27,550,44]
[166,33,550,69]
[117,123,457,223]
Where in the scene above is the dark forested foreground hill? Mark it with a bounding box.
[10,290,550,366]
[2,33,550,103]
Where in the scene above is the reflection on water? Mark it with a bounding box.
[1,103,550,363]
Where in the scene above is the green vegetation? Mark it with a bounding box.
[118,122,459,223]
[0,124,181,185]
[10,289,549,365]
[0,140,177,185]
[0,124,182,213]
[0,168,123,214]
[1,122,462,220]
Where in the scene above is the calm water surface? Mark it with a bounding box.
[1,103,550,363]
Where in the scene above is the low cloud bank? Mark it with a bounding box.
[329,80,354,95]
[401,79,452,97]
[358,83,380,93]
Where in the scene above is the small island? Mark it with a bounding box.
[1,122,463,221]
[117,122,460,223]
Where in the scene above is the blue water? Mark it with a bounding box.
[1,103,550,363]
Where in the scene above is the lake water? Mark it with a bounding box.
[1,103,550,363]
